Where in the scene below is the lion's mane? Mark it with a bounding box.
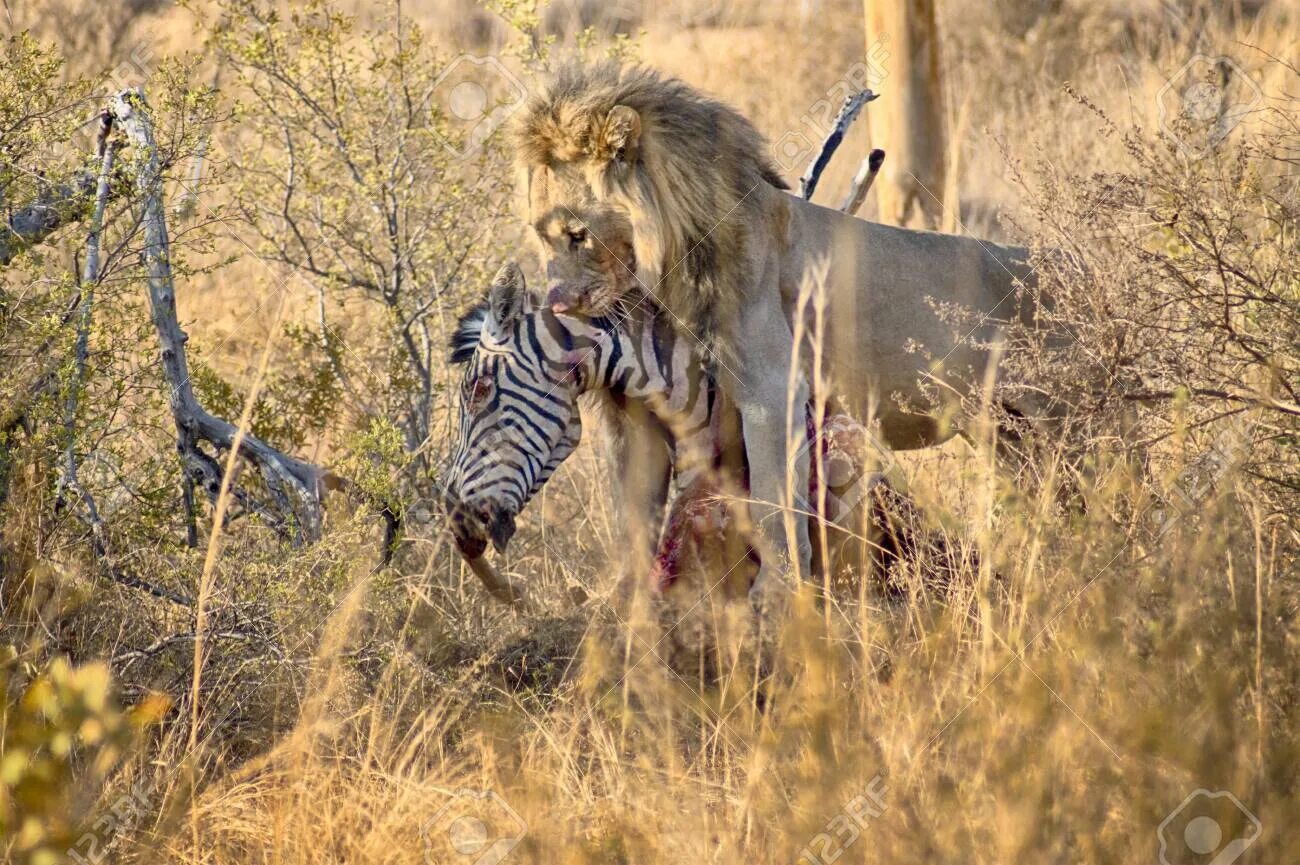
[513,62,789,352]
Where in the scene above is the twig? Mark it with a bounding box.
[1118,388,1300,417]
[174,63,223,220]
[64,479,195,607]
[182,475,199,547]
[94,539,196,607]
[112,628,268,669]
[840,148,886,216]
[799,90,878,201]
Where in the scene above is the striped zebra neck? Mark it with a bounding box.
[584,305,712,409]
[571,305,719,485]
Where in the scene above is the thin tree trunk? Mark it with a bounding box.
[864,0,949,228]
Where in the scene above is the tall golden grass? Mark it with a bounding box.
[1,1,1296,864]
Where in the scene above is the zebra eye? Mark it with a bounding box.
[467,375,494,411]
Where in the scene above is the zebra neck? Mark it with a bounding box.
[589,309,717,485]
[595,309,700,406]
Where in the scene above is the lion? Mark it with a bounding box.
[513,62,1045,606]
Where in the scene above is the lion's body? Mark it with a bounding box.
[514,62,1047,598]
[772,189,1040,446]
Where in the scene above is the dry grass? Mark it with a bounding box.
[2,1,1297,863]
[122,465,1297,864]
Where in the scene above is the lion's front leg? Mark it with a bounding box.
[724,281,812,612]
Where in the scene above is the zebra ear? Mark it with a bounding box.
[488,262,527,327]
[449,302,489,364]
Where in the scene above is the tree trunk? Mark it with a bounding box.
[863,0,948,228]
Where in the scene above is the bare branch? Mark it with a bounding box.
[110,87,334,543]
[841,148,885,216]
[799,89,877,201]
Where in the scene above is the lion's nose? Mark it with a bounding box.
[545,285,574,313]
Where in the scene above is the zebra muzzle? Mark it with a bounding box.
[485,506,517,553]
[445,503,530,609]
[450,498,517,555]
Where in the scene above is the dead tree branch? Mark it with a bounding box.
[56,112,116,508]
[799,89,878,201]
[840,148,885,216]
[45,110,195,607]
[110,88,331,544]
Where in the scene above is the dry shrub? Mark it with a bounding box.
[996,61,1298,519]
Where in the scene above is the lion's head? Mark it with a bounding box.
[527,180,639,313]
[513,62,788,328]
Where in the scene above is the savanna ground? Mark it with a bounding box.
[0,0,1297,862]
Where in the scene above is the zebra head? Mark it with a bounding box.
[443,262,586,558]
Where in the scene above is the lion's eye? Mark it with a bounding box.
[568,228,587,250]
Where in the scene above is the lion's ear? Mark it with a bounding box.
[603,105,641,166]
[488,262,526,327]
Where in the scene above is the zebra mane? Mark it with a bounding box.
[449,301,490,364]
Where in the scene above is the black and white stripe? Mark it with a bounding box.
[444,293,717,522]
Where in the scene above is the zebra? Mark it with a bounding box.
[442,261,718,558]
[443,262,899,593]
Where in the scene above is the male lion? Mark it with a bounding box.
[514,62,1044,606]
